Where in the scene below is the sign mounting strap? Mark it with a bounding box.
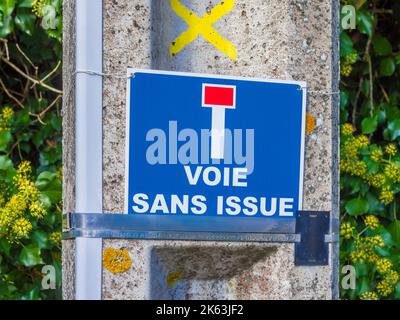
[62,211,336,266]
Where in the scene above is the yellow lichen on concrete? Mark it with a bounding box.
[166,272,182,286]
[306,112,316,133]
[103,247,132,273]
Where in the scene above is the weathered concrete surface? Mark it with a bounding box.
[101,0,337,300]
[63,0,339,299]
[62,0,75,300]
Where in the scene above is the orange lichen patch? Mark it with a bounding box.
[305,112,316,133]
[166,272,181,286]
[102,247,132,273]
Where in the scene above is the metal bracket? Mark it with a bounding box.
[295,211,331,266]
[63,211,335,266]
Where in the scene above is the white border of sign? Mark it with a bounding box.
[125,68,307,217]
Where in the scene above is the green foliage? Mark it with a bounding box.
[0,0,62,299]
[340,0,400,300]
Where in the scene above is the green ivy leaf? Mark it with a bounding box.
[0,238,10,256]
[395,283,400,299]
[361,116,378,134]
[35,171,58,189]
[357,277,370,295]
[354,262,368,277]
[385,119,400,140]
[36,171,61,204]
[345,198,369,216]
[376,227,395,247]
[372,35,392,56]
[0,0,16,16]
[387,220,400,246]
[380,57,396,77]
[366,192,384,214]
[20,285,41,300]
[14,12,36,35]
[340,31,355,57]
[31,230,51,250]
[0,155,16,182]
[0,131,12,152]
[17,0,36,8]
[19,245,44,267]
[375,246,391,257]
[340,90,349,108]
[395,53,400,65]
[0,0,15,37]
[356,10,374,37]
[0,15,14,37]
[38,192,52,210]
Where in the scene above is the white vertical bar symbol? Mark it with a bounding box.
[211,108,226,159]
[202,84,236,160]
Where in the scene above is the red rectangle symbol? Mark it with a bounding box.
[204,85,235,107]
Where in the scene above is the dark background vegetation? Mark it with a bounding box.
[0,0,62,299]
[340,0,400,299]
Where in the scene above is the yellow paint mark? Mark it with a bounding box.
[305,112,316,133]
[167,272,181,286]
[170,0,237,61]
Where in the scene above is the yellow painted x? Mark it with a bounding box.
[170,0,237,61]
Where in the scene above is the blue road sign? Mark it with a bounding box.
[125,69,306,234]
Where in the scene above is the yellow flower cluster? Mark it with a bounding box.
[57,166,63,181]
[0,106,13,132]
[343,140,358,158]
[32,0,49,18]
[0,193,5,207]
[379,187,394,205]
[367,173,385,188]
[366,235,385,248]
[343,135,369,158]
[377,280,393,297]
[30,200,46,219]
[370,149,383,162]
[384,144,397,156]
[384,270,399,285]
[376,258,392,274]
[351,161,367,177]
[351,249,375,263]
[0,194,28,240]
[340,222,354,239]
[376,270,399,297]
[341,54,358,77]
[12,217,32,237]
[344,53,358,65]
[340,159,368,178]
[360,291,378,300]
[102,247,132,273]
[0,161,46,242]
[340,64,353,77]
[364,215,380,230]
[49,231,61,244]
[384,163,400,183]
[350,236,384,264]
[341,123,355,136]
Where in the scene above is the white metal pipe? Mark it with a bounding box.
[75,0,103,300]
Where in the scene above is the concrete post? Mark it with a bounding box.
[63,0,339,299]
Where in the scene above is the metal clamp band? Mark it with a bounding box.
[63,211,333,265]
